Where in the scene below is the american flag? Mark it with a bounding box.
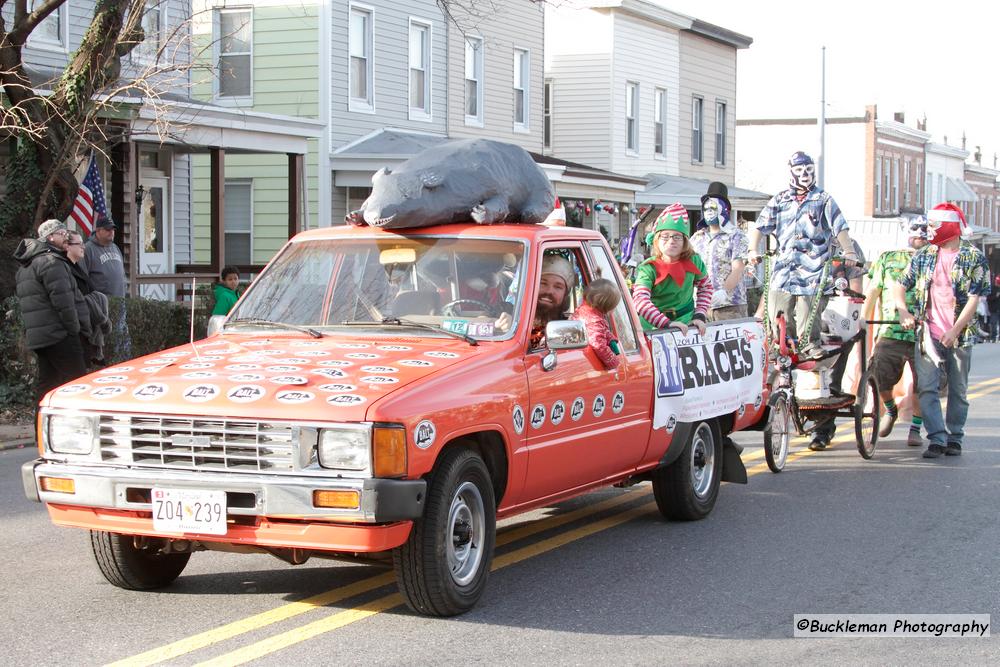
[70,153,111,235]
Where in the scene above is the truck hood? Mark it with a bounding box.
[45,334,480,422]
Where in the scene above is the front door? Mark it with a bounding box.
[138,176,172,299]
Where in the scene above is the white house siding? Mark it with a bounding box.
[609,11,679,178]
[679,31,735,182]
[925,144,969,211]
[329,0,447,150]
[6,0,91,73]
[736,121,867,219]
[445,0,544,151]
[546,54,613,169]
[172,153,192,265]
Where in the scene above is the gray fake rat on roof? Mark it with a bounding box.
[346,138,555,228]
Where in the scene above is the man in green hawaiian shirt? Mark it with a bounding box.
[893,203,992,459]
[861,217,928,448]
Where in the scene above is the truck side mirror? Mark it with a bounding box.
[545,320,588,350]
[207,314,227,337]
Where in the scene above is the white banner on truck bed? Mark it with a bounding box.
[651,320,766,430]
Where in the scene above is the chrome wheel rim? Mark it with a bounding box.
[446,481,486,587]
[772,400,790,468]
[690,423,716,498]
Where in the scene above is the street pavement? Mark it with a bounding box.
[3,345,1000,664]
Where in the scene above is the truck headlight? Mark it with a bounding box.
[47,414,98,455]
[318,426,371,471]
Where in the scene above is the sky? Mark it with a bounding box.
[658,0,1000,169]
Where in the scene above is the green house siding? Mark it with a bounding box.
[192,3,321,267]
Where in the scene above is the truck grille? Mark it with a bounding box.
[98,414,299,472]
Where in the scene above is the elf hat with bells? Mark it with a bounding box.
[644,203,690,246]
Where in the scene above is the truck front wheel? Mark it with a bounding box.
[393,448,496,616]
[90,530,190,590]
[652,420,722,521]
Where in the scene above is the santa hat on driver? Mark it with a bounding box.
[927,202,970,246]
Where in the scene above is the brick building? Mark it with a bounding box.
[866,108,929,217]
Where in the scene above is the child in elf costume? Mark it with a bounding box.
[631,203,712,337]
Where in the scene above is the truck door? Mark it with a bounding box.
[520,243,647,502]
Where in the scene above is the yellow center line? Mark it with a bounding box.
[112,374,1000,666]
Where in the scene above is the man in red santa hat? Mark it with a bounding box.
[892,202,992,459]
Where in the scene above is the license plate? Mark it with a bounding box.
[151,488,227,535]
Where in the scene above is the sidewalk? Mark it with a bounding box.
[0,421,34,452]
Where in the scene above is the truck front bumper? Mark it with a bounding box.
[22,459,426,524]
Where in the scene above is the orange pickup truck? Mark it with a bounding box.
[23,222,769,616]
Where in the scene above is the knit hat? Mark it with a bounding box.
[542,197,566,226]
[541,254,575,289]
[927,202,969,246]
[645,203,690,245]
[37,219,67,241]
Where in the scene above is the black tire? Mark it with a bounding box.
[90,531,190,590]
[393,448,496,616]
[652,420,722,521]
[855,370,880,459]
[764,392,792,473]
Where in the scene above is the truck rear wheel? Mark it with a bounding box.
[652,420,722,521]
[90,530,190,590]
[393,448,496,616]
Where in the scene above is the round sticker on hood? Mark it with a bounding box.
[424,351,459,359]
[144,358,173,365]
[57,384,90,395]
[345,352,380,360]
[336,343,370,349]
[414,420,436,449]
[378,345,412,351]
[133,383,169,401]
[266,365,302,373]
[227,385,266,403]
[570,397,586,422]
[361,365,399,374]
[318,383,357,393]
[318,359,353,367]
[242,340,273,347]
[290,341,322,347]
[180,362,215,370]
[312,368,347,379]
[100,366,133,373]
[275,358,310,365]
[361,376,399,385]
[512,405,526,434]
[326,394,367,406]
[399,359,434,368]
[550,400,566,426]
[226,363,261,371]
[182,371,217,380]
[91,386,126,399]
[592,394,606,418]
[140,366,169,374]
[530,404,547,430]
[183,384,220,402]
[270,375,308,385]
[197,356,224,361]
[228,373,264,383]
[161,351,190,358]
[296,350,330,357]
[611,392,625,414]
[94,375,129,384]
[276,390,315,404]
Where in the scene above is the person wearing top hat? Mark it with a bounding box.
[690,181,749,322]
[631,203,713,337]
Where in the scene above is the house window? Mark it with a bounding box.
[217,8,252,98]
[892,158,899,211]
[692,96,704,163]
[464,36,484,124]
[715,101,727,166]
[349,5,374,111]
[654,88,666,157]
[513,48,529,130]
[408,20,431,119]
[903,160,911,206]
[625,82,638,153]
[874,158,882,213]
[883,157,891,209]
[915,163,922,206]
[29,0,68,49]
[544,80,552,150]
[224,180,253,265]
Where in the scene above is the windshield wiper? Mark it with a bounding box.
[224,317,323,338]
[340,317,477,346]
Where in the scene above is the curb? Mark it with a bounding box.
[0,439,34,452]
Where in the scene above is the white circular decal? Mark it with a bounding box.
[57,384,90,395]
[270,375,308,386]
[737,404,746,417]
[227,385,266,403]
[530,404,547,430]
[229,355,264,363]
[182,384,220,403]
[197,356,224,361]
[318,383,357,393]
[318,359,353,367]
[512,405,526,434]
[275,390,315,404]
[266,365,302,373]
[140,366,168,374]
[228,373,264,383]
[378,345,412,352]
[242,340,272,347]
[414,420,436,449]
[100,366,133,373]
[290,341,322,348]
[180,362,215,370]
[592,394,606,418]
[144,359,171,365]
[182,371,217,380]
[161,351,190,358]
[570,397,586,422]
[611,391,625,415]
[296,350,330,357]
[754,394,763,409]
[361,365,399,374]
[133,383,169,401]
[399,359,434,368]
[360,376,399,384]
[550,400,566,426]
[91,386,126,399]
[345,352,380,360]
[336,343,370,349]
[326,394,367,406]
[94,375,129,384]
[275,358,310,365]
[665,415,678,433]
[312,368,347,379]
[424,351,459,359]
[226,363,261,371]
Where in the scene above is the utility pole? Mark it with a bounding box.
[818,46,826,189]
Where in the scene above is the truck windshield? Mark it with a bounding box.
[227,236,527,339]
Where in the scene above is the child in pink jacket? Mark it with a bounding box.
[573,278,621,370]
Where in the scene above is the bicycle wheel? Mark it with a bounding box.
[764,391,791,472]
[854,370,880,459]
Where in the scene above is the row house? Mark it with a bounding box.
[963,159,1000,233]
[866,111,929,217]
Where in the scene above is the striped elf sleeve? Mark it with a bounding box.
[693,274,713,316]
[632,285,671,328]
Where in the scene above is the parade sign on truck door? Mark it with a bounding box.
[651,320,765,430]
